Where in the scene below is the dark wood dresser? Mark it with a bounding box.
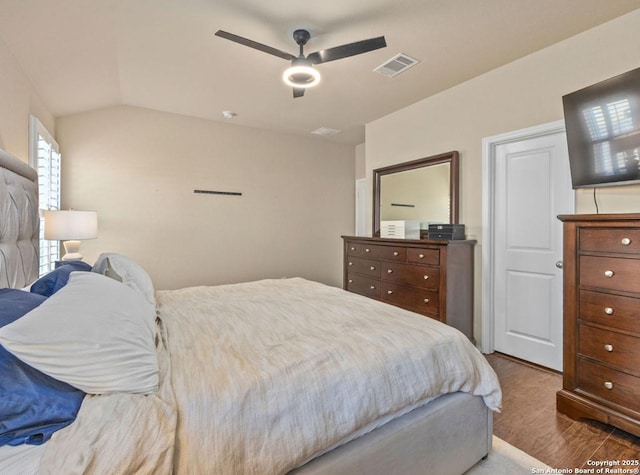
[557,214,640,437]
[342,236,476,340]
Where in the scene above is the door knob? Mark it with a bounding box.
[555,260,563,269]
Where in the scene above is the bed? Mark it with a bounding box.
[0,149,501,475]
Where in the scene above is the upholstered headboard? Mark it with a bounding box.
[0,148,39,288]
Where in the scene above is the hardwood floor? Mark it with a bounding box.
[485,352,640,468]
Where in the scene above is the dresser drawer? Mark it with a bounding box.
[346,242,406,261]
[346,256,382,278]
[407,248,440,266]
[577,358,640,413]
[381,262,440,290]
[345,273,381,298]
[579,324,640,375]
[579,255,640,293]
[580,228,640,254]
[381,282,439,316]
[579,290,640,334]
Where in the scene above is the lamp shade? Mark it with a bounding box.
[44,210,98,240]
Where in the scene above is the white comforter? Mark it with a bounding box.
[39,278,501,474]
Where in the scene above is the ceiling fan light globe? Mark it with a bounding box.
[282,65,320,88]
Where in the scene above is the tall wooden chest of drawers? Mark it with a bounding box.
[342,236,476,340]
[557,214,640,437]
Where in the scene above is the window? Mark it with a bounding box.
[29,115,61,275]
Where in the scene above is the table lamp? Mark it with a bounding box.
[44,210,98,261]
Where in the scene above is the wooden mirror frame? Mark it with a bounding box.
[373,151,459,238]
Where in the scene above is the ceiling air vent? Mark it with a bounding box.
[374,53,419,78]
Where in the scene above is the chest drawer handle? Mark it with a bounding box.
[370,266,376,271]
[348,279,353,283]
[393,251,399,256]
[350,247,356,251]
[604,307,614,315]
[423,298,430,304]
[365,248,371,253]
[621,237,631,246]
[603,381,614,390]
[604,344,614,352]
[387,290,393,295]
[370,285,376,290]
[387,269,393,274]
[423,275,429,280]
[604,270,614,278]
[418,253,425,259]
[348,262,353,266]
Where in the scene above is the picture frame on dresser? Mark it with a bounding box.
[557,213,640,438]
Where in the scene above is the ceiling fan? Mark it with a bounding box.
[215,29,386,98]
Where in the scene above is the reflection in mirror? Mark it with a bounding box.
[373,151,459,238]
[380,163,451,224]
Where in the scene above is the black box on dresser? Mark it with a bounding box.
[427,224,466,240]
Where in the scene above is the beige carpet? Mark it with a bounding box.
[465,436,551,474]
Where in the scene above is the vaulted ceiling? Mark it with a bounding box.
[1,0,639,145]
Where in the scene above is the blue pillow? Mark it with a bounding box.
[30,261,92,297]
[0,289,85,446]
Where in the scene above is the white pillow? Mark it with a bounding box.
[92,253,156,309]
[0,272,159,395]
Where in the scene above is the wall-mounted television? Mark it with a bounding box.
[562,66,640,189]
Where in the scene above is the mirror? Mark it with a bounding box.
[373,151,459,237]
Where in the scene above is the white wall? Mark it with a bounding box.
[57,105,355,290]
[365,9,640,341]
[0,35,54,161]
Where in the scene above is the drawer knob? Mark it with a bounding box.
[350,247,356,251]
[387,290,393,295]
[604,344,614,352]
[604,270,614,278]
[370,285,376,290]
[423,298,430,304]
[418,253,425,259]
[621,237,631,246]
[603,381,614,390]
[365,248,371,253]
[393,251,399,256]
[423,275,429,280]
[348,262,353,266]
[387,269,393,274]
[370,266,376,271]
[604,307,614,315]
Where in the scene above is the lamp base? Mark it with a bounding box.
[61,240,83,261]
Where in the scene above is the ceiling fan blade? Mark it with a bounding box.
[293,87,305,98]
[307,36,386,64]
[215,30,296,61]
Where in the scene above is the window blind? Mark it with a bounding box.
[29,116,61,276]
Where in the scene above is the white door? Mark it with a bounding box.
[492,127,573,371]
[355,178,366,236]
